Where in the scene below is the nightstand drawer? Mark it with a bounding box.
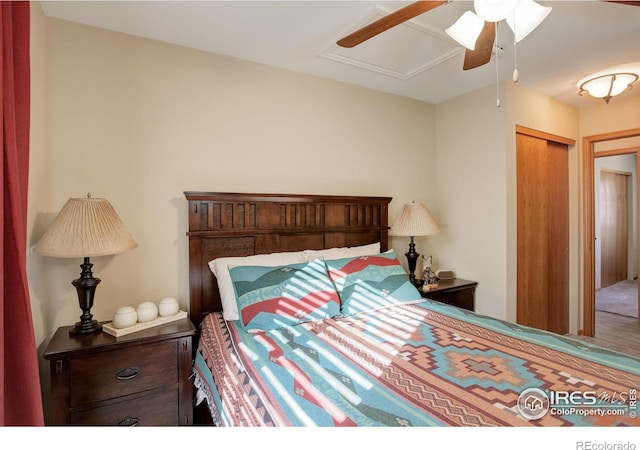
[70,340,177,407]
[424,289,474,311]
[70,388,179,426]
[419,278,477,312]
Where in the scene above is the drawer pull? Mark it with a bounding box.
[116,366,139,380]
[117,416,139,426]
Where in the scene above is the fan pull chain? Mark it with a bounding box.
[513,41,519,82]
[512,16,519,83]
[496,22,501,108]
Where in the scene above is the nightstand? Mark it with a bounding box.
[419,278,478,311]
[43,318,196,426]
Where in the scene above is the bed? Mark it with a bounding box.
[185,192,640,427]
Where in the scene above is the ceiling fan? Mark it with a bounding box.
[337,0,639,71]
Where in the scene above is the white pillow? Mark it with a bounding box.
[303,242,380,262]
[208,251,307,321]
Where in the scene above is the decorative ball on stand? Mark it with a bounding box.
[158,297,179,317]
[136,301,158,323]
[112,306,137,329]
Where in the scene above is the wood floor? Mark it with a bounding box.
[570,311,640,359]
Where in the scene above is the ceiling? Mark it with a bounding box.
[39,1,640,108]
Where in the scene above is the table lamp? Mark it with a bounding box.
[390,201,440,285]
[35,195,137,335]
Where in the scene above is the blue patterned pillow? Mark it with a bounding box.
[324,250,423,316]
[229,259,341,331]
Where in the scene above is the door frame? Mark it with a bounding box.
[582,127,640,337]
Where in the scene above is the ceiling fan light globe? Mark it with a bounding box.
[474,0,520,22]
[506,0,552,42]
[445,11,484,50]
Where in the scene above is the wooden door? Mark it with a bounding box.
[516,130,570,334]
[600,170,629,288]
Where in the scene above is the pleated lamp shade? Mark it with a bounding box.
[390,202,440,237]
[36,197,138,258]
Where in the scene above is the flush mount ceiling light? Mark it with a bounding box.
[578,65,640,104]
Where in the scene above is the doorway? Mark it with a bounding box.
[595,157,638,324]
[598,167,633,290]
[583,128,640,337]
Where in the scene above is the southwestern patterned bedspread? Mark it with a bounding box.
[193,299,640,427]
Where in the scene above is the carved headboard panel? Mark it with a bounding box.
[184,192,392,326]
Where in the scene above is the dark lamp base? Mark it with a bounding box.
[405,236,419,285]
[69,256,103,336]
[69,320,102,335]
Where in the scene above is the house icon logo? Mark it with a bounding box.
[517,387,550,420]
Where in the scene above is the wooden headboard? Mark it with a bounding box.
[184,192,392,326]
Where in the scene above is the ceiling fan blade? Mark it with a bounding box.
[463,21,496,71]
[337,1,448,48]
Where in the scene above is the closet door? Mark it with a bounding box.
[516,130,570,334]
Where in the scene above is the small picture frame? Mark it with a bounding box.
[422,255,438,290]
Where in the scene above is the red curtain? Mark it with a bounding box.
[1,1,44,425]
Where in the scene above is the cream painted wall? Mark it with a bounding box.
[434,85,508,319]
[579,95,640,136]
[27,16,436,347]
